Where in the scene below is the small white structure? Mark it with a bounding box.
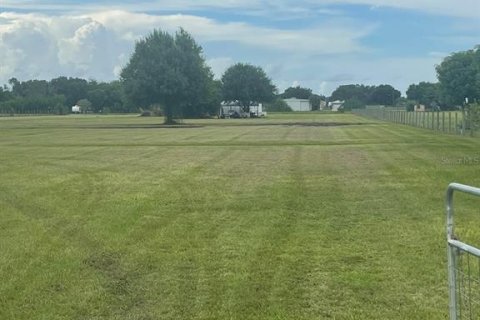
[414,104,426,112]
[283,98,311,112]
[319,100,327,110]
[329,100,345,112]
[71,105,81,114]
[220,102,266,118]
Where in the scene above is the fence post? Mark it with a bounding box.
[442,112,445,132]
[449,112,451,134]
[437,111,440,131]
[455,112,458,134]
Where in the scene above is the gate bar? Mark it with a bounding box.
[446,182,480,320]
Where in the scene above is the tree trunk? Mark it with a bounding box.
[164,104,175,124]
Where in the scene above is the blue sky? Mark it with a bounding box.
[0,0,478,95]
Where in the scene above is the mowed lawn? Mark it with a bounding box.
[1,113,480,319]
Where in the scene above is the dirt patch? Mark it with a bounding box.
[78,124,204,129]
[283,122,370,127]
[27,121,373,130]
[84,251,133,295]
[214,121,374,128]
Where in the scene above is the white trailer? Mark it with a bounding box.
[72,105,81,114]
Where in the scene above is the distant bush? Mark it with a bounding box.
[343,98,365,111]
[0,95,66,114]
[265,99,293,112]
[466,103,480,136]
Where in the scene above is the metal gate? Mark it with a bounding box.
[446,183,480,319]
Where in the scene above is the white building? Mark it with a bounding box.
[414,104,426,112]
[328,100,345,112]
[71,105,81,114]
[319,100,327,110]
[283,98,311,112]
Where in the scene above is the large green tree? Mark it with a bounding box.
[330,84,373,104]
[309,94,324,111]
[330,84,401,106]
[0,86,10,102]
[50,77,88,107]
[369,84,401,106]
[121,29,214,124]
[436,46,480,105]
[406,82,443,108]
[221,63,276,113]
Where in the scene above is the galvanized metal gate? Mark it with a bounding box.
[446,183,480,319]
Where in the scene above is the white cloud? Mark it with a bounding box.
[2,0,479,18]
[88,10,373,54]
[0,12,136,82]
[0,10,373,84]
[206,57,234,79]
[0,14,58,79]
[0,5,468,97]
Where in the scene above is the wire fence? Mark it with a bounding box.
[0,108,67,117]
[446,183,480,320]
[454,247,480,319]
[352,108,478,136]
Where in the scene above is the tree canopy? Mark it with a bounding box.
[281,86,312,99]
[369,85,401,106]
[265,98,292,112]
[121,29,216,123]
[406,82,443,108]
[0,77,132,115]
[330,84,400,108]
[436,46,480,105]
[221,63,276,112]
[309,94,323,111]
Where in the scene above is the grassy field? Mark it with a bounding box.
[1,113,480,319]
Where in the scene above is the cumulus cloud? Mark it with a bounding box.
[0,4,469,96]
[57,20,127,77]
[0,10,373,84]
[0,12,133,82]
[0,15,58,79]
[89,10,373,54]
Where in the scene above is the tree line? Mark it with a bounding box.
[0,27,478,119]
[0,77,132,115]
[331,45,480,111]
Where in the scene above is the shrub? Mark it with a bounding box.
[265,99,293,112]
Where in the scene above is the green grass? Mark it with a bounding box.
[1,113,480,319]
